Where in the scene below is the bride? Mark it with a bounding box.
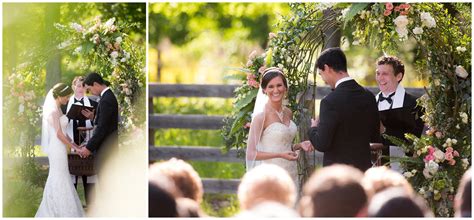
[246,67,314,184]
[36,83,85,217]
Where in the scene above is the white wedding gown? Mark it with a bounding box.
[36,115,85,217]
[259,121,298,184]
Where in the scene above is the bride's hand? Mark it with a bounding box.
[280,151,298,161]
[70,143,81,152]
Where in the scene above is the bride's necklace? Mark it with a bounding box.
[270,105,284,122]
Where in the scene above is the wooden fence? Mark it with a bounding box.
[149,83,424,194]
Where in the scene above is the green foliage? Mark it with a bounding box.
[3,179,43,217]
[190,161,245,179]
[149,3,290,47]
[201,194,240,217]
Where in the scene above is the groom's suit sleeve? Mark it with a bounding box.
[308,98,338,152]
[86,97,114,152]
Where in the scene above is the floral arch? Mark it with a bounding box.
[222,3,470,216]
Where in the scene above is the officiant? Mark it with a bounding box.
[375,56,424,171]
[61,76,98,206]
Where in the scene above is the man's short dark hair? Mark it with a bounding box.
[316,47,348,73]
[149,182,178,217]
[84,72,109,86]
[368,187,432,217]
[377,55,405,82]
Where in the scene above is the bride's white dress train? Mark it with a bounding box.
[36,115,85,217]
[259,121,298,184]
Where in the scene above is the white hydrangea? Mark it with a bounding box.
[394,15,409,27]
[110,51,119,59]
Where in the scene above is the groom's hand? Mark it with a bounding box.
[300,140,315,152]
[81,109,95,120]
[311,116,320,127]
[81,147,91,158]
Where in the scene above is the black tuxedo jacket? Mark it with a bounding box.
[86,89,118,154]
[308,80,381,171]
[379,92,424,146]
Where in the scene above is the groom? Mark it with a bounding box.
[308,47,381,171]
[78,72,118,173]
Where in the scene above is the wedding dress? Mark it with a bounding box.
[36,92,85,217]
[258,121,298,184]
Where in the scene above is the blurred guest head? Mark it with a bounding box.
[368,187,432,217]
[149,158,203,203]
[148,178,178,217]
[235,201,299,218]
[362,166,414,199]
[299,164,368,217]
[455,167,471,217]
[238,164,296,210]
[176,197,206,217]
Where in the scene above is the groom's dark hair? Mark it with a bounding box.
[316,47,347,73]
[84,72,110,86]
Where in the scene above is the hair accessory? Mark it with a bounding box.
[59,85,69,93]
[262,67,284,78]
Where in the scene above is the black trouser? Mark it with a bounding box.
[74,175,95,206]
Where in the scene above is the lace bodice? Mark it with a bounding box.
[258,121,298,189]
[259,121,297,153]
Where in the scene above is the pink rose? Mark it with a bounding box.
[446,147,453,153]
[394,6,401,12]
[400,10,408,16]
[424,154,435,162]
[427,146,435,154]
[445,151,453,161]
[400,4,410,10]
[453,150,460,157]
[449,159,456,166]
[385,3,394,10]
[384,10,392,16]
[244,122,251,129]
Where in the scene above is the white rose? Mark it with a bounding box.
[433,149,445,162]
[455,65,469,79]
[115,36,122,44]
[423,168,433,179]
[413,27,424,35]
[452,139,458,145]
[456,124,460,129]
[394,15,409,27]
[426,160,439,174]
[456,46,467,52]
[110,51,119,59]
[104,17,116,28]
[420,12,436,28]
[395,26,409,39]
[460,112,468,124]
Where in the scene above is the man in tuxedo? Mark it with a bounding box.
[375,56,424,168]
[308,47,381,171]
[64,76,98,206]
[78,72,118,173]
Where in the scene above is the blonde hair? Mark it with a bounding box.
[238,164,296,210]
[362,166,414,199]
[149,158,203,203]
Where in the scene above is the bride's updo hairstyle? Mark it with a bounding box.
[261,67,288,93]
[52,83,73,98]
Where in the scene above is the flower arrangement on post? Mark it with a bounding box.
[55,16,146,134]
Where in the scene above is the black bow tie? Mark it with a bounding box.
[379,92,395,104]
[75,98,84,103]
